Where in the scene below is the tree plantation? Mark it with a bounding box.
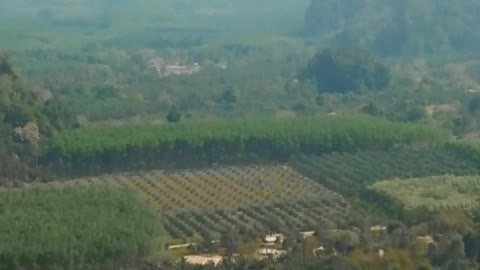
[24,166,349,242]
[0,187,164,270]
[370,175,480,213]
[44,115,449,176]
[3,0,480,269]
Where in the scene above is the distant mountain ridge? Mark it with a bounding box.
[304,0,480,58]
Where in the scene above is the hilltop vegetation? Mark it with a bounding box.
[0,55,75,184]
[305,0,480,58]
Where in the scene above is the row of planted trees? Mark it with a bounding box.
[0,186,165,270]
[42,115,450,177]
[292,147,480,198]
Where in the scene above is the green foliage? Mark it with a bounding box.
[221,89,237,106]
[360,102,384,116]
[0,55,75,136]
[467,95,480,113]
[0,0,316,122]
[0,186,165,270]
[45,115,450,175]
[0,54,17,79]
[153,255,360,270]
[0,55,76,183]
[292,148,479,199]
[166,107,182,123]
[304,0,480,57]
[303,49,390,93]
[2,1,480,269]
[370,175,480,212]
[291,147,480,220]
[445,142,480,164]
[56,166,349,241]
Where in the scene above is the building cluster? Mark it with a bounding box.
[149,57,201,78]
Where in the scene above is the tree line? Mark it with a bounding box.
[43,115,449,177]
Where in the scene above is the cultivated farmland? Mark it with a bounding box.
[291,148,480,197]
[26,166,349,241]
[370,175,480,212]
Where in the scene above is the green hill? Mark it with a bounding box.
[304,0,480,58]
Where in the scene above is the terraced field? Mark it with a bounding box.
[27,166,349,241]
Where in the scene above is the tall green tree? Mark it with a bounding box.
[303,49,390,93]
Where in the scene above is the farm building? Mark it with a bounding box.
[417,235,435,245]
[184,255,222,266]
[264,233,284,243]
[149,57,201,77]
[259,248,287,259]
[370,225,387,232]
[301,231,316,239]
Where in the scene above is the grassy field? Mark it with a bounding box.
[370,175,480,212]
[25,165,350,242]
[0,186,164,270]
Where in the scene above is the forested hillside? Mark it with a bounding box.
[305,0,480,58]
[0,55,75,184]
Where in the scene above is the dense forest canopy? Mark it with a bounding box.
[303,49,390,93]
[304,0,480,57]
[0,54,75,183]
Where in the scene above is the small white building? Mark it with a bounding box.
[149,57,201,78]
[370,225,387,232]
[259,248,287,258]
[378,249,385,257]
[417,235,435,245]
[264,233,284,243]
[184,255,223,266]
[301,231,316,239]
[313,246,325,256]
